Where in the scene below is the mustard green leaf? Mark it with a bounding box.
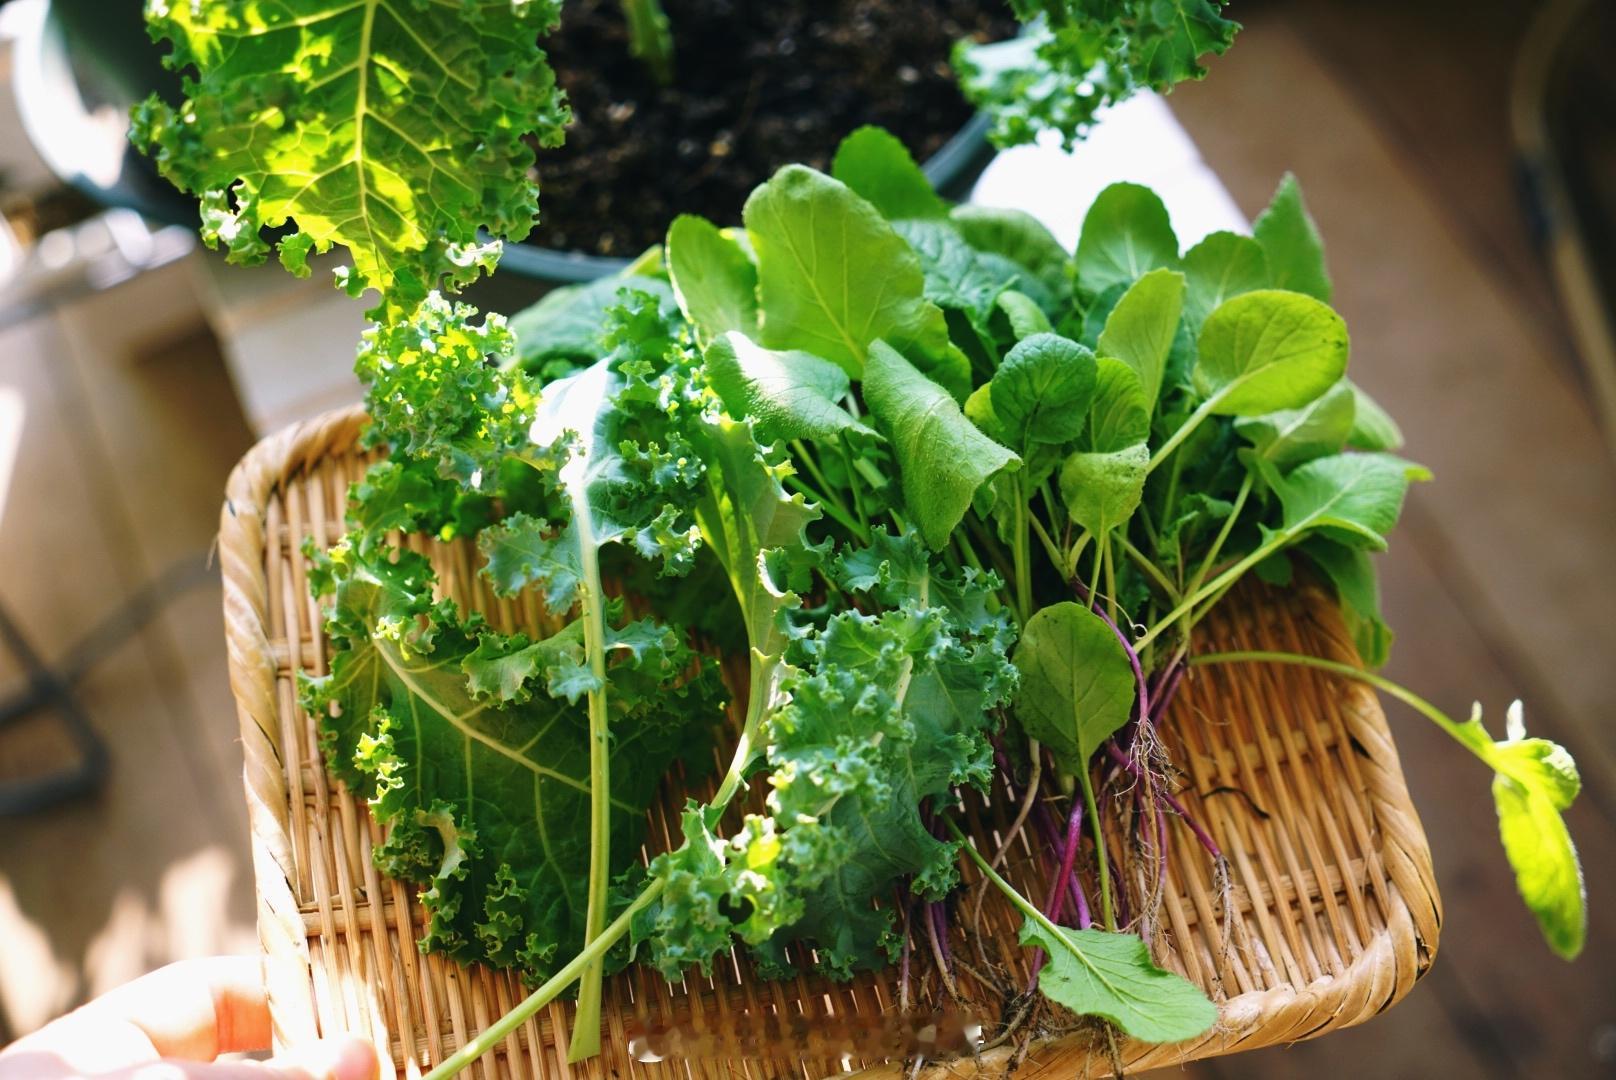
[1075,183,1180,299]
[666,215,758,342]
[964,383,1012,445]
[1494,772,1586,960]
[998,290,1056,339]
[705,332,873,443]
[1234,380,1356,468]
[1087,358,1150,453]
[688,414,822,657]
[1269,452,1431,550]
[896,220,1021,334]
[1097,267,1185,407]
[831,126,948,221]
[1061,443,1149,540]
[1012,601,1135,772]
[744,165,950,377]
[864,340,1020,549]
[1182,230,1269,332]
[1442,700,1586,959]
[1346,380,1405,451]
[1020,922,1217,1043]
[1299,537,1393,668]
[1253,173,1332,302]
[991,333,1099,448]
[950,204,1073,307]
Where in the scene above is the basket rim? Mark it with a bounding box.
[217,404,1444,1075]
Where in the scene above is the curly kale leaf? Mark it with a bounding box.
[958,1,1239,149]
[356,293,536,489]
[331,281,730,1034]
[133,0,569,309]
[639,530,1015,980]
[300,536,722,981]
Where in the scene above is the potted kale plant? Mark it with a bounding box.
[34,1,1244,288]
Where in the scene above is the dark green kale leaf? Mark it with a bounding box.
[300,537,722,981]
[638,529,1015,980]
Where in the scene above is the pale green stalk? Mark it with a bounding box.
[1182,471,1253,605]
[1146,396,1219,475]
[1191,651,1486,762]
[1132,530,1290,652]
[423,882,664,1080]
[1079,767,1115,929]
[1116,534,1178,602]
[559,474,611,1061]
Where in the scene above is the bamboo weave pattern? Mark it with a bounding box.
[218,407,1442,1078]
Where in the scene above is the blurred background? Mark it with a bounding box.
[0,0,1612,1074]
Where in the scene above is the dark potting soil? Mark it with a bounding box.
[526,0,1018,258]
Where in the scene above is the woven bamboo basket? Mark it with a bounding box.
[219,406,1442,1078]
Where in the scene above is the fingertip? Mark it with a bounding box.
[327,1036,378,1080]
[272,1036,378,1080]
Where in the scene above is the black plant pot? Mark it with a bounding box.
[10,0,193,228]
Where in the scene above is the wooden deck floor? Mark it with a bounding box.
[0,0,1611,1074]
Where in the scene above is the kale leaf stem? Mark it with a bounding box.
[423,878,666,1080]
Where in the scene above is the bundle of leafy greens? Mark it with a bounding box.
[327,148,1591,1073]
[135,3,1583,1075]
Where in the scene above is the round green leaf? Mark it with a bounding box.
[991,333,1098,447]
[1183,230,1269,331]
[1060,443,1148,539]
[1013,601,1135,772]
[1193,289,1349,416]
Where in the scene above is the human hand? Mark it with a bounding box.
[0,957,376,1079]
